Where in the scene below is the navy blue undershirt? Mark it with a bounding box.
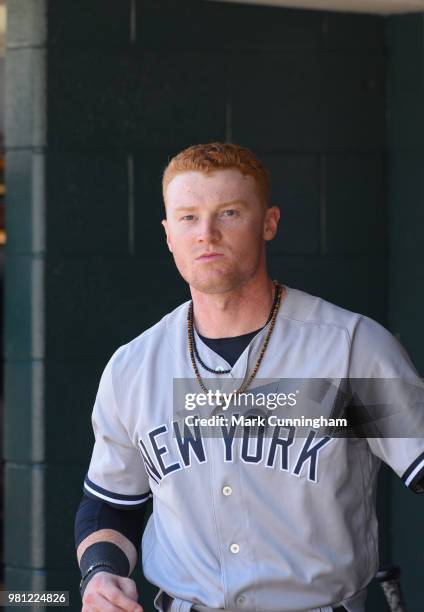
[197,328,263,368]
[195,286,279,367]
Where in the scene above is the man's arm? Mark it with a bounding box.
[77,350,152,610]
[75,495,147,611]
[77,531,141,612]
[77,528,138,569]
[75,494,147,563]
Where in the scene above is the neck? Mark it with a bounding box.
[190,275,282,339]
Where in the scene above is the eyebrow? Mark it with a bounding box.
[173,199,248,212]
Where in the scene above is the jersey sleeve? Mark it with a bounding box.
[83,350,152,509]
[348,316,424,493]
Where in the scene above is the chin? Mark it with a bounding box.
[186,270,250,295]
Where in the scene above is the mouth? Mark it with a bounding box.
[195,252,224,262]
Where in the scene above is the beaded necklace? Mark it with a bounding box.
[192,280,280,375]
[187,280,283,395]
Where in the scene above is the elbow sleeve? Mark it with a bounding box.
[74,494,148,551]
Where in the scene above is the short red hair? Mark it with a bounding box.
[162,142,270,207]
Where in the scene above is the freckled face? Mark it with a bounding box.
[162,169,279,294]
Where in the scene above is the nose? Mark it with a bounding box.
[196,216,221,243]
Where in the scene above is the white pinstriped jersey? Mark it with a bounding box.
[83,285,424,612]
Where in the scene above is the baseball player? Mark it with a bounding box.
[75,143,424,612]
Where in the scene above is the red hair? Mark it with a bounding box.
[162,142,270,207]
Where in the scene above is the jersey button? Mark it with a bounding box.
[230,543,240,554]
[222,485,232,496]
[236,595,246,605]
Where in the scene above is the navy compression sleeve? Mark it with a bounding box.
[74,494,148,550]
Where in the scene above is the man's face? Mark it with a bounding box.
[162,169,280,294]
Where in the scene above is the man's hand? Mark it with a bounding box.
[82,571,144,612]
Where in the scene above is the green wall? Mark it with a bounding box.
[3,1,422,611]
[387,13,424,612]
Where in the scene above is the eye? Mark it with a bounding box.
[221,209,237,217]
[181,214,195,221]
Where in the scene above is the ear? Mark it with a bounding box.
[263,205,280,241]
[161,219,173,253]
